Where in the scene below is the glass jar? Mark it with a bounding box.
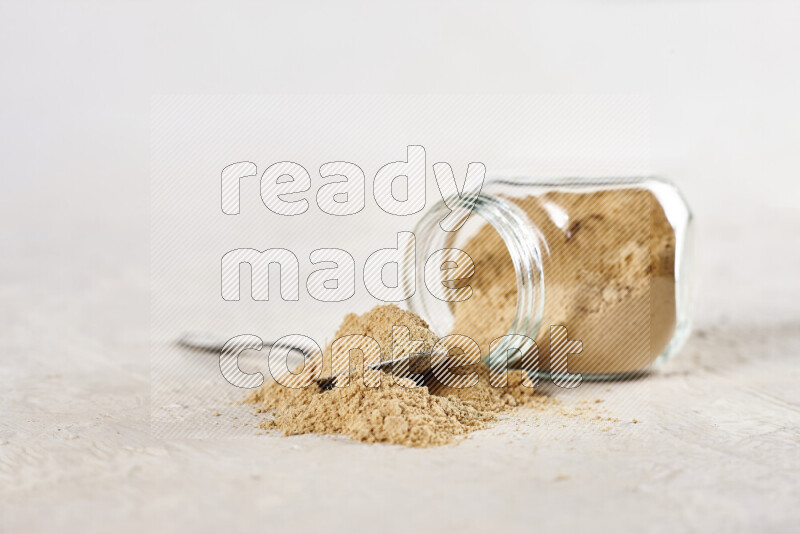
[405,176,693,380]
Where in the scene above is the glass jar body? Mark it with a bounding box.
[406,176,693,380]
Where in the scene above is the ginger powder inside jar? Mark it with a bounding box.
[407,177,692,378]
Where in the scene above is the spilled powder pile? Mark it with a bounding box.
[451,188,676,375]
[246,305,554,447]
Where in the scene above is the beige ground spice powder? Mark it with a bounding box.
[246,305,554,447]
[451,188,676,375]
[245,190,663,445]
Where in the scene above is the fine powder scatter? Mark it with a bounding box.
[244,190,663,445]
[245,305,557,447]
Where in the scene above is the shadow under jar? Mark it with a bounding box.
[405,176,693,380]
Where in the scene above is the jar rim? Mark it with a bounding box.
[404,193,546,368]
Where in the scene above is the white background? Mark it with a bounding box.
[2,2,799,533]
[3,1,799,325]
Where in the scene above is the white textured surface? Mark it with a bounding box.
[3,277,799,533]
[2,2,800,533]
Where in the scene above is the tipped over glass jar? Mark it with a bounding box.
[405,176,693,380]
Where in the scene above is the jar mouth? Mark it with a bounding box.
[404,194,545,369]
